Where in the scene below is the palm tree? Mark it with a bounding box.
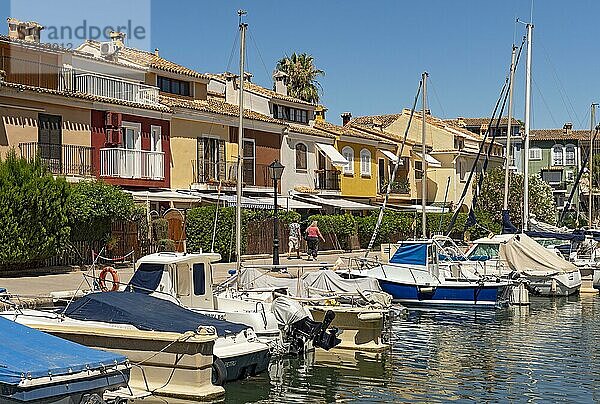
[276,53,324,103]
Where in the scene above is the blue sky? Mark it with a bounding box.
[2,0,598,129]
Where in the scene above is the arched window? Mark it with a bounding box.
[565,144,576,165]
[360,148,371,176]
[552,145,564,166]
[342,146,354,175]
[295,143,307,170]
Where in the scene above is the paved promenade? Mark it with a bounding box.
[0,250,370,297]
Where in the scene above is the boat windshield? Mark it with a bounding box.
[468,243,500,260]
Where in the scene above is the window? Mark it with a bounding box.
[415,160,423,180]
[38,113,62,162]
[193,263,206,296]
[242,138,255,185]
[360,148,371,176]
[529,147,542,161]
[341,146,354,175]
[565,144,576,165]
[566,170,575,182]
[157,75,191,96]
[122,122,141,150]
[541,169,562,184]
[150,125,162,152]
[295,143,307,170]
[552,145,564,166]
[176,263,190,297]
[273,104,308,123]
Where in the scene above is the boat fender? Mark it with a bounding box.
[212,356,227,386]
[357,312,383,322]
[99,266,120,292]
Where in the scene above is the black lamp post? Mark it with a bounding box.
[268,160,285,265]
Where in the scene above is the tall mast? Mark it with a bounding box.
[503,45,517,211]
[523,23,533,231]
[589,103,597,226]
[421,71,428,239]
[236,10,247,270]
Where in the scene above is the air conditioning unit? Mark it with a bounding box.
[104,111,122,128]
[100,42,119,57]
[105,128,122,146]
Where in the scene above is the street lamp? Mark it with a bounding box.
[268,160,285,265]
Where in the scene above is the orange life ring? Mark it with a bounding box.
[99,266,120,292]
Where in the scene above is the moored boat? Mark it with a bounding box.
[0,316,130,404]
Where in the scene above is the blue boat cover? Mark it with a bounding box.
[64,291,247,337]
[128,263,164,294]
[0,316,126,386]
[525,231,585,242]
[390,243,428,266]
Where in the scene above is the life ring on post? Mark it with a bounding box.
[98,266,120,292]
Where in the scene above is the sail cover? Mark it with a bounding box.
[0,316,126,385]
[64,291,247,336]
[499,233,579,276]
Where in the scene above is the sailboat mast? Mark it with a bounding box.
[421,71,428,239]
[236,11,247,270]
[503,45,517,211]
[523,23,533,231]
[589,103,596,226]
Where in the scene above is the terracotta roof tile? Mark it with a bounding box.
[287,122,336,139]
[1,81,171,112]
[314,120,395,144]
[84,40,209,80]
[445,117,523,127]
[530,129,590,141]
[159,95,284,125]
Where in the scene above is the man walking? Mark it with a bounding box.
[287,221,301,259]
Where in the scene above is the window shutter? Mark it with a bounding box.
[197,138,205,181]
[218,139,226,179]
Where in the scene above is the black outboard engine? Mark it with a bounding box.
[271,297,341,355]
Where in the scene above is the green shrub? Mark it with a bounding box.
[307,214,357,250]
[68,180,136,242]
[157,239,176,252]
[152,218,169,241]
[186,206,247,261]
[246,209,301,224]
[0,150,71,267]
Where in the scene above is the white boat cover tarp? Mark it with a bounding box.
[271,296,311,326]
[499,233,579,276]
[238,268,382,299]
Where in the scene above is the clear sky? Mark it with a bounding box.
[2,0,598,129]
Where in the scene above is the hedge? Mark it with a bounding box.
[186,206,246,260]
[0,151,71,267]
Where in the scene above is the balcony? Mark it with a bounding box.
[100,148,164,180]
[19,142,94,176]
[192,160,274,188]
[315,169,341,191]
[0,56,159,105]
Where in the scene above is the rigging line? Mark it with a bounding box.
[248,30,273,87]
[532,76,559,128]
[537,36,581,127]
[226,31,239,73]
[364,78,422,257]
[428,77,446,117]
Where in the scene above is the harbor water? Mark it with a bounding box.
[223,295,600,403]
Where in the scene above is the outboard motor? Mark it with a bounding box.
[271,297,341,354]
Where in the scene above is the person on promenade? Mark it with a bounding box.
[288,221,301,259]
[305,221,325,261]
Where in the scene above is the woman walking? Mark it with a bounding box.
[305,221,325,261]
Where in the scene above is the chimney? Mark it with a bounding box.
[341,112,352,126]
[224,72,239,105]
[563,122,573,134]
[109,31,126,48]
[154,48,160,56]
[272,70,289,96]
[7,18,44,43]
[314,105,327,122]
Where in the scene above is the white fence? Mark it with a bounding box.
[100,148,164,180]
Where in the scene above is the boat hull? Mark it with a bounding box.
[527,271,581,296]
[378,280,506,308]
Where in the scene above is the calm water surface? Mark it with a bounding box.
[224,295,600,403]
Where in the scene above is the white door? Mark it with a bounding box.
[122,122,141,178]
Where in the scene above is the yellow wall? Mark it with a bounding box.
[170,118,229,189]
[337,140,378,199]
[0,96,90,158]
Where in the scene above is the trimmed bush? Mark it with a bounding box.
[186,206,247,260]
[152,218,169,241]
[0,150,71,267]
[157,239,176,252]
